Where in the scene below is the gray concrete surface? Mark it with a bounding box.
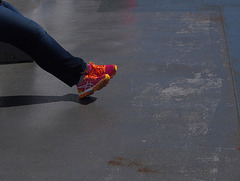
[1,0,240,180]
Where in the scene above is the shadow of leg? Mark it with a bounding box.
[0,94,97,107]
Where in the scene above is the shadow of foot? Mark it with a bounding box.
[0,94,97,107]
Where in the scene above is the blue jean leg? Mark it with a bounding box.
[0,1,86,86]
[1,1,22,15]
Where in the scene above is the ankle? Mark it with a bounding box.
[77,75,85,85]
[80,63,90,75]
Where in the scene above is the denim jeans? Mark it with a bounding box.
[0,1,86,87]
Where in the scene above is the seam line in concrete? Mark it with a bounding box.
[203,0,240,124]
[219,6,240,123]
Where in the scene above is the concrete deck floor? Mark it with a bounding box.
[1,0,240,180]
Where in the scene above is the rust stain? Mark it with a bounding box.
[108,160,124,166]
[128,161,142,167]
[89,137,96,141]
[115,157,125,161]
[108,157,162,174]
[209,10,226,23]
[237,146,240,151]
[210,16,223,22]
[137,167,156,173]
